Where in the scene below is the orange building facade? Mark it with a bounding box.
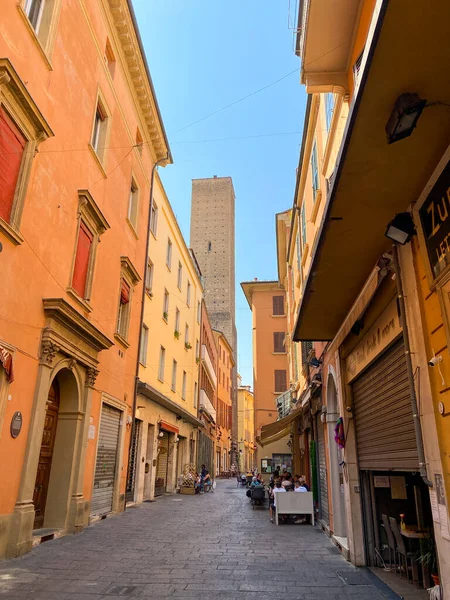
[0,0,170,558]
[213,330,234,475]
[241,280,291,474]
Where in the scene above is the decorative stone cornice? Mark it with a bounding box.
[86,367,99,388]
[106,0,171,165]
[40,340,60,366]
[121,256,141,285]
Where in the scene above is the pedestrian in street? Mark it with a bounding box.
[270,480,286,523]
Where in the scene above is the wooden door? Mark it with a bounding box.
[33,380,60,529]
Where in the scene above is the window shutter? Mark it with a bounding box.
[272,296,284,315]
[120,279,130,304]
[227,405,233,430]
[274,370,287,393]
[0,107,26,222]
[72,222,93,297]
[273,332,285,353]
[301,341,313,368]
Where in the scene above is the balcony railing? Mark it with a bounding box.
[200,388,216,423]
[201,344,217,387]
[276,389,293,419]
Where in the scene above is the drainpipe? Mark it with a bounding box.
[125,155,169,507]
[391,243,433,488]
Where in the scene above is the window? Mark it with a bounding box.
[186,281,191,306]
[273,332,286,353]
[274,370,287,393]
[146,259,153,295]
[273,296,284,316]
[227,378,229,391]
[311,139,319,200]
[22,0,60,54]
[182,371,187,400]
[150,203,158,236]
[177,261,183,289]
[72,221,93,299]
[127,178,139,231]
[0,60,53,243]
[158,346,165,382]
[91,100,108,163]
[325,93,334,132]
[301,204,307,249]
[197,301,201,324]
[117,279,131,339]
[296,230,302,272]
[194,382,198,408]
[115,257,140,345]
[175,308,180,335]
[140,324,148,365]
[104,38,116,78]
[25,0,45,33]
[208,241,212,251]
[185,324,189,345]
[171,359,177,392]
[69,191,109,305]
[135,128,143,156]
[353,49,364,85]
[195,339,199,359]
[301,341,313,369]
[166,238,172,269]
[163,289,169,321]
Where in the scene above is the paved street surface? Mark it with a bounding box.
[0,480,398,600]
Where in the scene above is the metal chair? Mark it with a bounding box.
[251,487,265,509]
[389,517,419,582]
[381,514,397,571]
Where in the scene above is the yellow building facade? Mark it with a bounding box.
[237,378,256,473]
[133,173,203,501]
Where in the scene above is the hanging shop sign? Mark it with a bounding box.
[345,297,402,382]
[419,160,450,279]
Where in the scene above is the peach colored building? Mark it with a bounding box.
[241,280,291,474]
[213,330,234,475]
[0,0,170,558]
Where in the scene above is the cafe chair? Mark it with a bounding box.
[389,517,419,582]
[251,487,265,509]
[381,514,397,572]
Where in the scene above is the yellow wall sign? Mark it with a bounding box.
[345,298,402,382]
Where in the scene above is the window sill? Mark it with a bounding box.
[88,143,107,178]
[139,361,146,368]
[301,244,309,267]
[162,317,168,324]
[271,314,286,318]
[66,287,93,313]
[0,218,24,245]
[114,333,130,349]
[311,190,323,225]
[272,352,287,355]
[17,5,53,71]
[158,377,164,383]
[166,265,171,272]
[150,230,157,240]
[146,290,153,299]
[126,218,139,239]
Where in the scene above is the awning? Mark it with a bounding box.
[294,0,450,341]
[159,420,179,434]
[0,346,14,383]
[258,407,302,447]
[137,381,204,428]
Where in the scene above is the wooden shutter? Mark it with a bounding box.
[227,405,232,430]
[120,279,130,304]
[273,332,285,353]
[274,370,287,393]
[273,295,284,315]
[72,222,93,297]
[0,107,26,222]
[352,337,418,471]
[301,341,313,367]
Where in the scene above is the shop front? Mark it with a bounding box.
[343,296,433,576]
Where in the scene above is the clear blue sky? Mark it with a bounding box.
[133,1,306,388]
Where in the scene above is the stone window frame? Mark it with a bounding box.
[126,173,140,236]
[67,190,110,312]
[88,88,111,177]
[0,59,53,245]
[114,256,141,348]
[18,0,62,70]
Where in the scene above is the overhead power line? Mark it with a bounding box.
[171,68,299,135]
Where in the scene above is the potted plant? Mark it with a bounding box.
[163,311,168,321]
[417,533,439,586]
[196,357,200,364]
[185,342,192,350]
[174,330,180,339]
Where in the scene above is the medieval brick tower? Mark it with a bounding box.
[190,176,238,458]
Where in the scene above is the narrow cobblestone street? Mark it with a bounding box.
[0,481,398,600]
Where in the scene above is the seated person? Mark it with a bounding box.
[269,480,286,523]
[251,476,263,487]
[281,476,293,490]
[293,480,308,523]
[194,473,201,494]
[203,471,212,491]
[299,476,310,491]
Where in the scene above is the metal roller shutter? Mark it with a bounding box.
[316,415,329,524]
[352,337,418,471]
[91,404,121,516]
[126,419,142,502]
[155,431,169,496]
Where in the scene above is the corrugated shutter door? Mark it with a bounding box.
[155,431,169,496]
[126,419,141,501]
[352,337,418,470]
[91,404,121,516]
[316,415,329,524]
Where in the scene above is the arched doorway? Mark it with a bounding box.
[327,372,348,539]
[32,367,80,530]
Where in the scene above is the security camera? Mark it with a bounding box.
[429,355,443,367]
